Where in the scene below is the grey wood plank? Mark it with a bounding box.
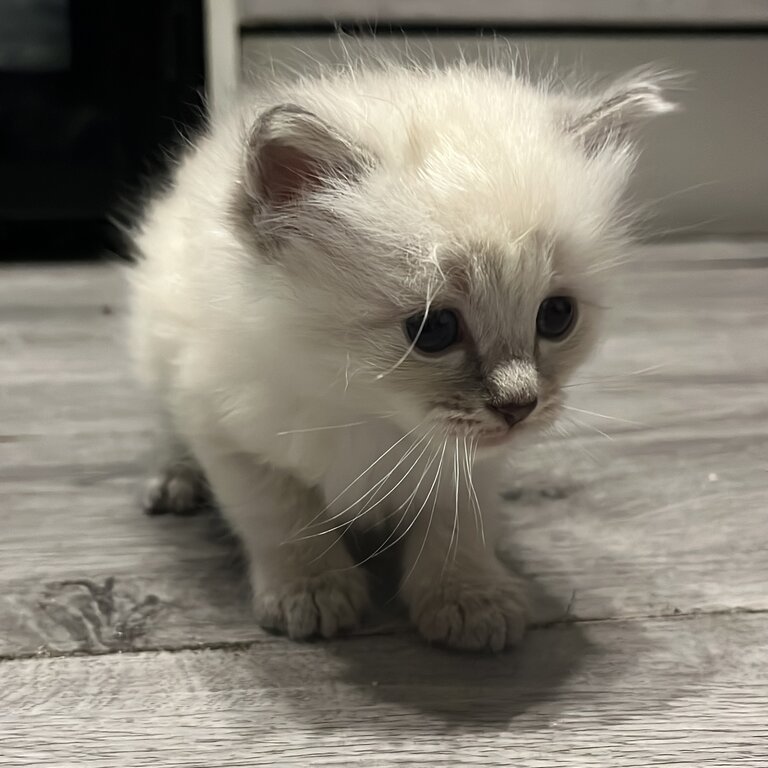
[2,613,767,767]
[0,242,766,657]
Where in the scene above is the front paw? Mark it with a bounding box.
[143,462,209,516]
[406,571,528,653]
[253,568,369,640]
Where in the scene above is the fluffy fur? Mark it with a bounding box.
[129,58,673,651]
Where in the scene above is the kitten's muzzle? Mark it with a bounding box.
[488,398,538,427]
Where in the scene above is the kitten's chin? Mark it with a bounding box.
[471,417,548,450]
[472,423,544,453]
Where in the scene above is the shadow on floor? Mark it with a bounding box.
[132,489,640,732]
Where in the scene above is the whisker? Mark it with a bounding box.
[374,265,446,381]
[462,437,479,536]
[562,364,666,390]
[565,415,615,442]
[295,426,436,539]
[301,432,438,564]
[554,421,601,464]
[561,403,644,427]
[357,438,443,565]
[276,419,371,436]
[372,439,439,530]
[470,434,480,466]
[290,423,426,541]
[341,427,438,529]
[464,436,485,547]
[374,293,433,381]
[442,438,461,576]
[398,437,448,592]
[635,179,719,213]
[306,421,424,525]
[629,364,667,376]
[374,349,418,381]
[452,438,462,566]
[344,352,352,391]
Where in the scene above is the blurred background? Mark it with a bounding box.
[1,0,766,261]
[0,0,205,259]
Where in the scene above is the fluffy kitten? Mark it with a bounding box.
[129,60,673,651]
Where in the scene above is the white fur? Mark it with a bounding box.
[129,58,673,651]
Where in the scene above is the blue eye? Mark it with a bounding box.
[405,309,461,353]
[536,297,576,340]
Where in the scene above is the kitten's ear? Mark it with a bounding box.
[245,104,370,206]
[565,72,678,155]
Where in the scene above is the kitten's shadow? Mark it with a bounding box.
[322,625,593,731]
[313,535,594,730]
[175,513,597,730]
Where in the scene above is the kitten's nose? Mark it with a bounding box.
[490,399,538,427]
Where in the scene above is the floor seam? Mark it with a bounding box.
[2,606,766,663]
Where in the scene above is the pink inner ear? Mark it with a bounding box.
[258,141,321,205]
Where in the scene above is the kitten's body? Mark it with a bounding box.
[130,60,672,650]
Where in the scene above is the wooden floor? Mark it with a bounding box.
[1,241,767,766]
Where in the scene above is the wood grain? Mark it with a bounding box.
[2,614,767,766]
[1,243,766,655]
[0,242,767,765]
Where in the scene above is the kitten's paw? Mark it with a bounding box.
[143,462,209,516]
[407,572,528,653]
[253,568,369,640]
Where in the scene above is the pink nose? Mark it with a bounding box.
[490,399,538,427]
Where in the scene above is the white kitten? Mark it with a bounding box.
[129,59,674,651]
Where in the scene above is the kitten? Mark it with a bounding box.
[129,59,674,652]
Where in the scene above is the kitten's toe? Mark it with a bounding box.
[407,572,528,653]
[143,463,209,516]
[254,568,369,640]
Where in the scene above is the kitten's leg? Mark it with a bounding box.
[399,466,528,652]
[192,442,368,639]
[143,433,210,516]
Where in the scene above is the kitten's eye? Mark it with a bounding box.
[536,297,576,340]
[405,309,461,353]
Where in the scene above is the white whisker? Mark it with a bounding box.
[462,437,478,535]
[374,267,445,381]
[301,434,434,562]
[566,415,615,442]
[443,439,461,575]
[554,420,601,464]
[301,431,437,564]
[358,438,443,564]
[344,351,352,391]
[464,436,485,547]
[561,403,644,427]
[399,438,448,590]
[296,425,436,539]
[309,421,423,522]
[374,438,439,530]
[562,364,666,390]
[375,296,433,380]
[343,427,437,528]
[276,419,371,436]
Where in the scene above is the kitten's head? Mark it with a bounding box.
[236,65,675,447]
